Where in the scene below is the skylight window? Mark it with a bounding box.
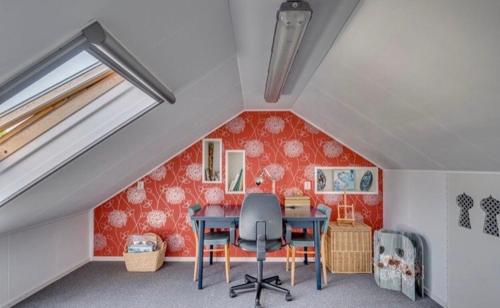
[0,21,175,206]
[0,51,100,116]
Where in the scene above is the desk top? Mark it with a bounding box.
[191,204,327,221]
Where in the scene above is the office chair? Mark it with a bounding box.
[229,193,292,308]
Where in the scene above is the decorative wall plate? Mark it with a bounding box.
[360,170,373,191]
[316,169,326,191]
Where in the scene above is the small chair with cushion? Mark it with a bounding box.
[285,203,332,286]
[189,204,231,283]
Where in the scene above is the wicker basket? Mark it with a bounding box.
[123,233,166,272]
[325,222,372,273]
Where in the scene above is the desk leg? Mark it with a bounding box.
[209,228,214,265]
[197,220,205,289]
[303,228,308,265]
[313,221,321,290]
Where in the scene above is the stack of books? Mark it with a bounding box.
[284,196,310,208]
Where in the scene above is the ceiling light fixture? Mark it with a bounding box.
[264,0,312,103]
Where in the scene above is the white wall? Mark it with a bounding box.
[0,211,91,307]
[385,170,500,308]
[447,173,500,308]
[384,170,448,306]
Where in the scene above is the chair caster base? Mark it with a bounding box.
[229,290,237,298]
[285,292,293,302]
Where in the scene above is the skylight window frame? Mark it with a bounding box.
[0,21,175,110]
[0,21,176,207]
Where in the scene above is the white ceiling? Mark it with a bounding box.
[2,0,500,233]
[0,0,243,234]
[293,0,500,170]
[230,0,360,108]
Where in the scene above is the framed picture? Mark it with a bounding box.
[314,166,378,195]
[225,150,245,194]
[202,138,222,183]
[333,169,356,191]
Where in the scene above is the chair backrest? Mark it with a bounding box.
[188,203,202,234]
[317,203,333,234]
[239,193,283,241]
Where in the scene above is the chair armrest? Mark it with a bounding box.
[230,222,237,245]
[284,222,292,245]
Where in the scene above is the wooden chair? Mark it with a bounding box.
[189,204,231,283]
[285,204,332,286]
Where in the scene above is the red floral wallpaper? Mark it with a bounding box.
[94,111,383,257]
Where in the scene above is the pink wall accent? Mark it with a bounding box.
[94,111,383,257]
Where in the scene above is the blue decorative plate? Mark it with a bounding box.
[317,169,326,191]
[360,170,373,191]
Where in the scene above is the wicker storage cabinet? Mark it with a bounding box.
[325,222,372,273]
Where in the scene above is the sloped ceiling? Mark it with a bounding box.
[0,0,243,234]
[293,0,500,170]
[230,0,360,108]
[2,0,500,233]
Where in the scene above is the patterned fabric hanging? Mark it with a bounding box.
[480,195,500,237]
[456,193,474,229]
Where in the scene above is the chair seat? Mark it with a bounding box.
[290,232,315,247]
[239,239,282,252]
[203,231,230,246]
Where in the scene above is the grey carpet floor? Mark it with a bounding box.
[16,262,441,308]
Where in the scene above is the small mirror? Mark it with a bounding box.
[225,150,245,194]
[202,139,222,183]
[314,166,378,194]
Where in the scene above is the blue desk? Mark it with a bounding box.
[191,205,327,290]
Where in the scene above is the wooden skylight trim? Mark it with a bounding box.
[0,72,124,161]
[0,64,112,132]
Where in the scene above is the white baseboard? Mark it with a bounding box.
[424,287,447,307]
[4,258,90,308]
[91,256,309,262]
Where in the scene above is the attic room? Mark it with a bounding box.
[0,0,499,307]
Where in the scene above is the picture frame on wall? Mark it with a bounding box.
[225,150,245,194]
[314,166,378,195]
[202,138,222,183]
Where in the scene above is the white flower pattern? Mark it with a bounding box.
[284,187,302,197]
[94,234,107,251]
[147,210,167,228]
[323,141,343,158]
[363,194,381,206]
[265,164,285,181]
[304,123,319,134]
[149,166,166,181]
[244,140,264,158]
[323,194,342,205]
[167,234,185,252]
[264,116,285,134]
[108,210,127,228]
[304,164,316,181]
[354,211,365,222]
[165,187,185,204]
[186,163,202,181]
[283,140,304,158]
[126,186,146,204]
[93,112,383,257]
[204,187,224,204]
[225,117,245,134]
